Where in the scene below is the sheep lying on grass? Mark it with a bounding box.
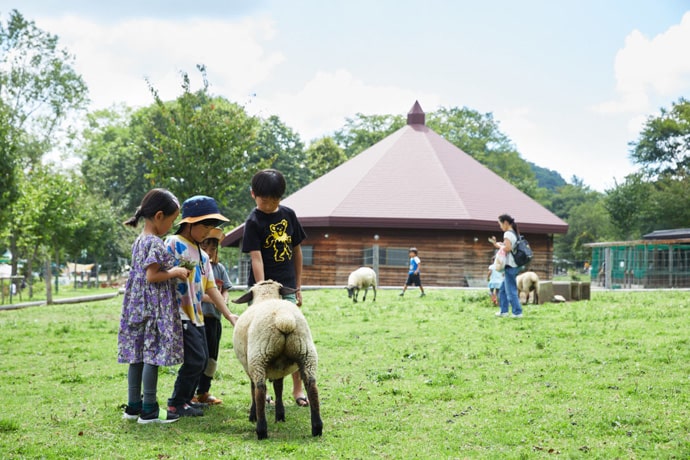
[232,280,322,440]
[345,267,377,303]
[517,271,540,304]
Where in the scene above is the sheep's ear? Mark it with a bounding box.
[232,290,254,304]
[279,285,298,296]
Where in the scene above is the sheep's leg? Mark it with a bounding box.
[372,285,376,302]
[362,287,367,301]
[272,378,286,422]
[304,375,323,437]
[249,380,257,422]
[254,380,269,440]
[353,288,358,303]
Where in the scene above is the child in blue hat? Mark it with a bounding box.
[164,195,238,417]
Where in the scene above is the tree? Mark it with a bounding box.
[79,106,152,214]
[10,166,82,299]
[1,9,88,278]
[333,113,405,158]
[0,101,20,224]
[145,67,259,224]
[254,115,309,195]
[0,9,88,164]
[305,136,347,179]
[604,173,653,240]
[630,97,690,178]
[547,181,612,265]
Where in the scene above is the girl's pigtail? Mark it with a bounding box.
[123,207,142,227]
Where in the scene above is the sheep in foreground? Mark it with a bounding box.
[345,266,377,303]
[517,271,540,304]
[232,280,322,440]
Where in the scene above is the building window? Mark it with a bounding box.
[385,248,409,267]
[363,247,408,267]
[302,245,313,266]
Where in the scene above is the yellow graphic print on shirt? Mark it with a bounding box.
[263,219,292,262]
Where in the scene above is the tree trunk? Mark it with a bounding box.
[45,258,53,304]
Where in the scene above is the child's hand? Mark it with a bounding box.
[227,313,239,326]
[170,266,189,281]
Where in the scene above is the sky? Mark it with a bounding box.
[3,0,690,191]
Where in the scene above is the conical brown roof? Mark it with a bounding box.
[222,102,567,246]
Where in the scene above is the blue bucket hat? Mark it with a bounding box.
[178,195,229,224]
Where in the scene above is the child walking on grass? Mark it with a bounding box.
[400,247,425,297]
[118,188,189,424]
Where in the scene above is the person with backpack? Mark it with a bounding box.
[488,214,523,318]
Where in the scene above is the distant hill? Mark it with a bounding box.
[529,162,567,191]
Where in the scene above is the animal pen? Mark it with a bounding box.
[586,238,690,289]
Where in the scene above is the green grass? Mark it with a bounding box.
[0,288,689,459]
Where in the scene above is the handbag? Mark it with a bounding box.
[493,248,507,272]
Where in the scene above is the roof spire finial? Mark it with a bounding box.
[407,100,425,125]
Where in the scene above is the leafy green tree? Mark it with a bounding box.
[0,9,88,164]
[604,173,652,240]
[1,9,88,279]
[0,102,20,224]
[333,113,405,158]
[630,97,690,178]
[79,106,152,214]
[548,180,612,264]
[145,68,259,224]
[10,166,82,299]
[305,136,347,179]
[254,115,309,196]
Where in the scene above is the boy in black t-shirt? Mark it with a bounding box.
[241,168,310,407]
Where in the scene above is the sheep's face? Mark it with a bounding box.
[232,280,299,305]
[345,286,356,298]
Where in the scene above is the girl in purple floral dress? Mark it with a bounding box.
[118,189,190,424]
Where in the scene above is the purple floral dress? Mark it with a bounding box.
[117,233,184,366]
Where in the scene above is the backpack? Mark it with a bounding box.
[511,230,533,267]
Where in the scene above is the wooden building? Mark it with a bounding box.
[222,101,568,287]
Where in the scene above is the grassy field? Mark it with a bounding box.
[0,288,688,459]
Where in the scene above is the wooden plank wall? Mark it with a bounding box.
[302,227,554,287]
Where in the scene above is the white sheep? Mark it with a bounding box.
[232,280,322,440]
[345,267,377,303]
[517,271,540,304]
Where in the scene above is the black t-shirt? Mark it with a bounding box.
[241,205,307,288]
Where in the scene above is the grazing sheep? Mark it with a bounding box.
[232,280,322,440]
[517,271,540,304]
[345,267,377,303]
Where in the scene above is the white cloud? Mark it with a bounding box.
[251,69,441,142]
[496,106,637,191]
[595,11,690,115]
[36,14,284,110]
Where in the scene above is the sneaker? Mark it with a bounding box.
[122,404,141,421]
[420,292,426,297]
[137,404,180,424]
[188,400,209,410]
[195,392,223,405]
[168,403,204,417]
[495,311,509,317]
[512,313,523,318]
[399,291,404,296]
